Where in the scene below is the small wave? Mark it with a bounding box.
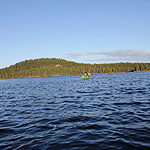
[0,128,16,136]
[60,95,75,99]
[76,90,95,94]
[114,102,131,105]
[76,124,106,130]
[113,101,144,106]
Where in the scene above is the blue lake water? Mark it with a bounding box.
[0,72,150,150]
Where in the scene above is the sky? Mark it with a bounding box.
[0,0,150,69]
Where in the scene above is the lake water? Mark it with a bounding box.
[0,72,150,150]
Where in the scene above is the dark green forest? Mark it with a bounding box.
[0,58,150,79]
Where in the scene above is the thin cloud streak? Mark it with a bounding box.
[87,49,150,58]
[65,49,150,63]
[65,53,85,59]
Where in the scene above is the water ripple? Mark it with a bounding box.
[0,72,150,149]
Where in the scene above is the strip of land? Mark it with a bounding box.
[0,58,150,79]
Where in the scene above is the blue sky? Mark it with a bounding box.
[0,0,150,69]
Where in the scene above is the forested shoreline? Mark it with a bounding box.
[0,58,150,79]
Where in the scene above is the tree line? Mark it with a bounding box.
[0,58,150,79]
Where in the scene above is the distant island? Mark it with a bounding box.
[0,58,150,79]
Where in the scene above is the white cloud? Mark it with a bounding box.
[65,53,85,59]
[65,49,150,63]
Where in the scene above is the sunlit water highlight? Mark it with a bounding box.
[0,72,150,150]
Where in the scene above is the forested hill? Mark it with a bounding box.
[0,58,150,79]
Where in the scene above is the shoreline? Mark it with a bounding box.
[0,70,149,80]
